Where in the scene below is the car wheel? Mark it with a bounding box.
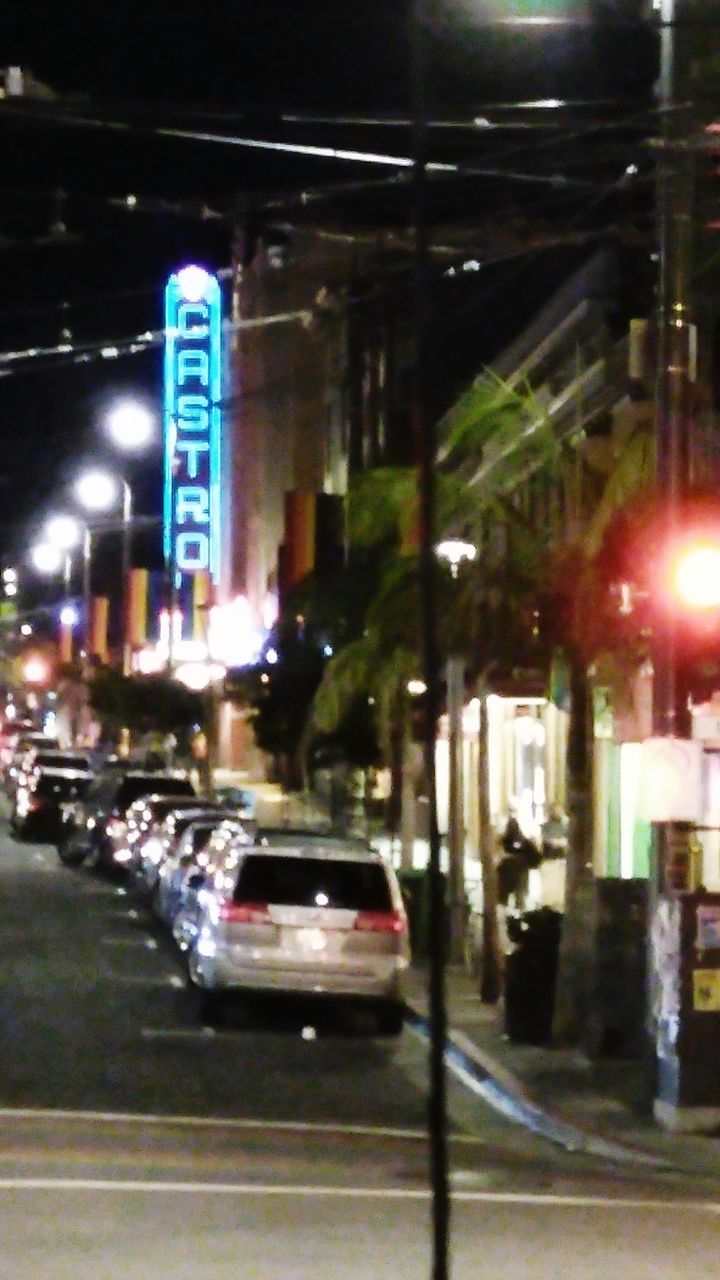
[57,831,88,867]
[375,1000,405,1037]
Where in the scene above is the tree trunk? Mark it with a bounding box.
[551,651,597,1045]
[477,681,502,1003]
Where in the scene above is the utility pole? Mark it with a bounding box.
[412,1,451,1276]
[653,0,696,742]
[447,656,466,964]
[649,0,720,1133]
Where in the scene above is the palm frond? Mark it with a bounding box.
[347,467,416,547]
[583,425,654,556]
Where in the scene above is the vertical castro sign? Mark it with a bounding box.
[163,265,222,584]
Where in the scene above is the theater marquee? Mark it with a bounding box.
[163,265,222,585]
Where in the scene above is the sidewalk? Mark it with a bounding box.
[405,963,720,1178]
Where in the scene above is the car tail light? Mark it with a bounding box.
[354,910,406,934]
[218,900,271,924]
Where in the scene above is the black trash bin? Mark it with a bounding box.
[503,907,562,1045]
[398,870,429,960]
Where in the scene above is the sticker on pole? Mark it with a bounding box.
[638,737,702,822]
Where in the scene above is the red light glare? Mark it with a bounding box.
[672,544,720,610]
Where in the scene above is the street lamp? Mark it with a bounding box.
[106,400,154,452]
[436,537,477,965]
[435,537,477,578]
[75,468,133,674]
[36,514,84,664]
[44,513,81,591]
[31,543,64,576]
[82,397,155,677]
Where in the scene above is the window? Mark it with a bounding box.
[234,855,391,912]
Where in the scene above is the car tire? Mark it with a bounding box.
[57,831,88,867]
[375,1000,405,1037]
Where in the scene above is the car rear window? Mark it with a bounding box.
[233,855,392,912]
[172,809,231,839]
[188,822,219,853]
[116,776,195,810]
[148,796,201,821]
[34,753,91,772]
[35,774,91,799]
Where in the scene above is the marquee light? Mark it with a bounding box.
[163,265,223,587]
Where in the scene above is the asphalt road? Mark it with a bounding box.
[0,820,718,1279]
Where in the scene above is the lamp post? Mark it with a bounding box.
[75,468,132,673]
[32,517,83,664]
[104,400,154,676]
[436,539,477,965]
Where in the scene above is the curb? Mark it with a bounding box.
[405,1006,671,1169]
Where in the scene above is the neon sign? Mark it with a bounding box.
[163,265,222,583]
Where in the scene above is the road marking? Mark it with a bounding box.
[104,974,184,989]
[141,1026,218,1039]
[106,908,141,921]
[0,1107,439,1143]
[101,937,158,950]
[0,1179,716,1211]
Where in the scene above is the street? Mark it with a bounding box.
[0,823,718,1279]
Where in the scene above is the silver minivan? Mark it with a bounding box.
[184,833,409,1034]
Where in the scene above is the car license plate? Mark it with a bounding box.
[295,927,328,953]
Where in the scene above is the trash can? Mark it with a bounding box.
[398,869,430,960]
[503,907,562,1045]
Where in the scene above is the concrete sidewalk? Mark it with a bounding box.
[405,964,720,1177]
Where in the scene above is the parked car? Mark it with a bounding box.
[14,748,94,796]
[127,797,231,890]
[159,817,250,930]
[140,808,249,901]
[11,763,95,841]
[0,718,36,776]
[57,768,196,871]
[4,732,57,794]
[180,831,410,1033]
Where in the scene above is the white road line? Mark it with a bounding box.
[103,974,184,989]
[101,937,158,950]
[0,1107,436,1143]
[141,1026,217,1039]
[106,908,141,921]
[0,1180,716,1211]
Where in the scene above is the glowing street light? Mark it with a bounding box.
[75,468,120,514]
[59,604,79,629]
[45,513,82,552]
[435,537,477,578]
[31,543,64,576]
[23,656,50,685]
[106,400,154,452]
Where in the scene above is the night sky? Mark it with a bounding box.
[0,1,658,584]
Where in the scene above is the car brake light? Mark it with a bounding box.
[218,900,271,924]
[354,910,406,934]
